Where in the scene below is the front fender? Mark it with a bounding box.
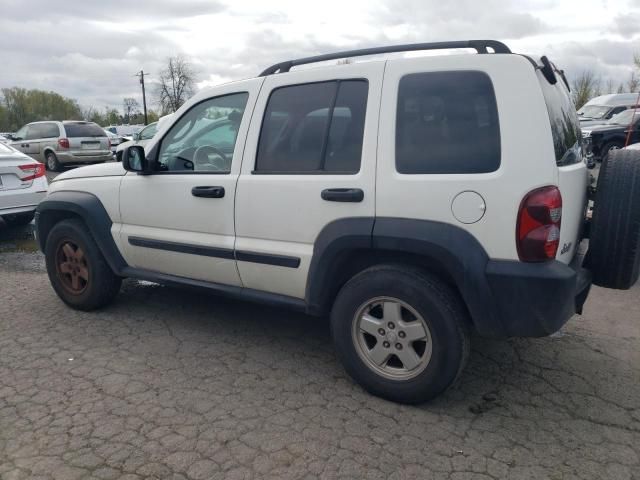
[35,191,127,275]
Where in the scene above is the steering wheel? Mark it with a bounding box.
[193,145,228,171]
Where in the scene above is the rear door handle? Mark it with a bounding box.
[321,188,364,203]
[191,186,225,198]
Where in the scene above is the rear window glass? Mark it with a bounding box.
[396,71,501,174]
[537,72,582,166]
[256,80,368,174]
[64,122,105,138]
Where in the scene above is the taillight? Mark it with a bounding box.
[19,163,46,181]
[516,186,562,262]
[58,138,70,149]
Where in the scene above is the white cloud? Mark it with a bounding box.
[1,0,639,112]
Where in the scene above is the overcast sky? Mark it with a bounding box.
[1,0,639,112]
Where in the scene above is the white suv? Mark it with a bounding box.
[35,41,640,403]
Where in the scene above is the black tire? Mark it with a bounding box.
[115,150,122,162]
[45,219,121,310]
[588,149,640,289]
[45,151,61,172]
[3,212,35,226]
[330,265,470,404]
[600,142,622,161]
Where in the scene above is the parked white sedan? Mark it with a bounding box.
[0,143,48,226]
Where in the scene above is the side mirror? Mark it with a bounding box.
[132,132,140,141]
[122,145,150,174]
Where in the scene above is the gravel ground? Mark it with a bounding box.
[0,225,639,480]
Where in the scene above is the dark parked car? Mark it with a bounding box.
[582,109,640,161]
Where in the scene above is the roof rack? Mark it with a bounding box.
[259,40,511,76]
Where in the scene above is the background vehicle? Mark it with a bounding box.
[105,124,144,137]
[103,129,126,156]
[7,121,111,172]
[0,143,48,226]
[115,121,158,161]
[0,135,11,145]
[578,93,640,126]
[35,40,640,404]
[582,109,640,161]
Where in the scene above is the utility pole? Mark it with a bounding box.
[135,70,149,125]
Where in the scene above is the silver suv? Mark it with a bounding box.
[8,121,111,172]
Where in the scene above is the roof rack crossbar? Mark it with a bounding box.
[259,40,511,76]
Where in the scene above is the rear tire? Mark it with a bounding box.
[600,142,622,161]
[588,149,640,289]
[45,151,61,172]
[331,265,470,404]
[45,219,121,310]
[3,212,35,226]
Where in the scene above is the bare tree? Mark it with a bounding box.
[123,97,139,123]
[617,82,626,93]
[571,70,601,109]
[628,72,639,93]
[157,55,197,114]
[604,78,616,94]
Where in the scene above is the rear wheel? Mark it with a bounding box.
[45,151,61,172]
[45,219,121,310]
[3,212,35,226]
[331,265,470,404]
[588,149,640,289]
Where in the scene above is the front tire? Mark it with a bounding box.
[600,142,622,161]
[45,219,121,310]
[331,265,470,404]
[45,151,61,172]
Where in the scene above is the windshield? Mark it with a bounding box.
[578,105,610,119]
[607,109,639,125]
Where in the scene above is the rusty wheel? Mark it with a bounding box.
[55,239,90,294]
[45,218,121,310]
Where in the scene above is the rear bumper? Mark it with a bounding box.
[484,258,592,337]
[57,152,112,164]
[0,190,47,216]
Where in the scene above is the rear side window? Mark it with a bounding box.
[255,80,368,173]
[64,122,105,138]
[396,71,500,174]
[39,123,60,138]
[537,72,582,166]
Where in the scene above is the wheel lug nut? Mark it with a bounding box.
[398,331,406,338]
[396,343,403,350]
[383,341,390,348]
[378,328,385,335]
[388,322,395,329]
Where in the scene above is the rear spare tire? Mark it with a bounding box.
[588,149,640,289]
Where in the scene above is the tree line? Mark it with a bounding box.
[571,54,640,109]
[0,55,197,132]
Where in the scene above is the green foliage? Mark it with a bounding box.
[0,87,82,131]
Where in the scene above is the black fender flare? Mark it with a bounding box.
[35,191,127,275]
[305,217,504,336]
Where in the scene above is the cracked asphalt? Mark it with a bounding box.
[0,223,639,480]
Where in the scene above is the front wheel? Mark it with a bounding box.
[45,219,121,310]
[331,265,470,404]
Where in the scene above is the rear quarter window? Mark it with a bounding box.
[396,71,501,174]
[64,123,106,138]
[537,73,582,166]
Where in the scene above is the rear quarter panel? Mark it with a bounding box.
[377,54,558,261]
